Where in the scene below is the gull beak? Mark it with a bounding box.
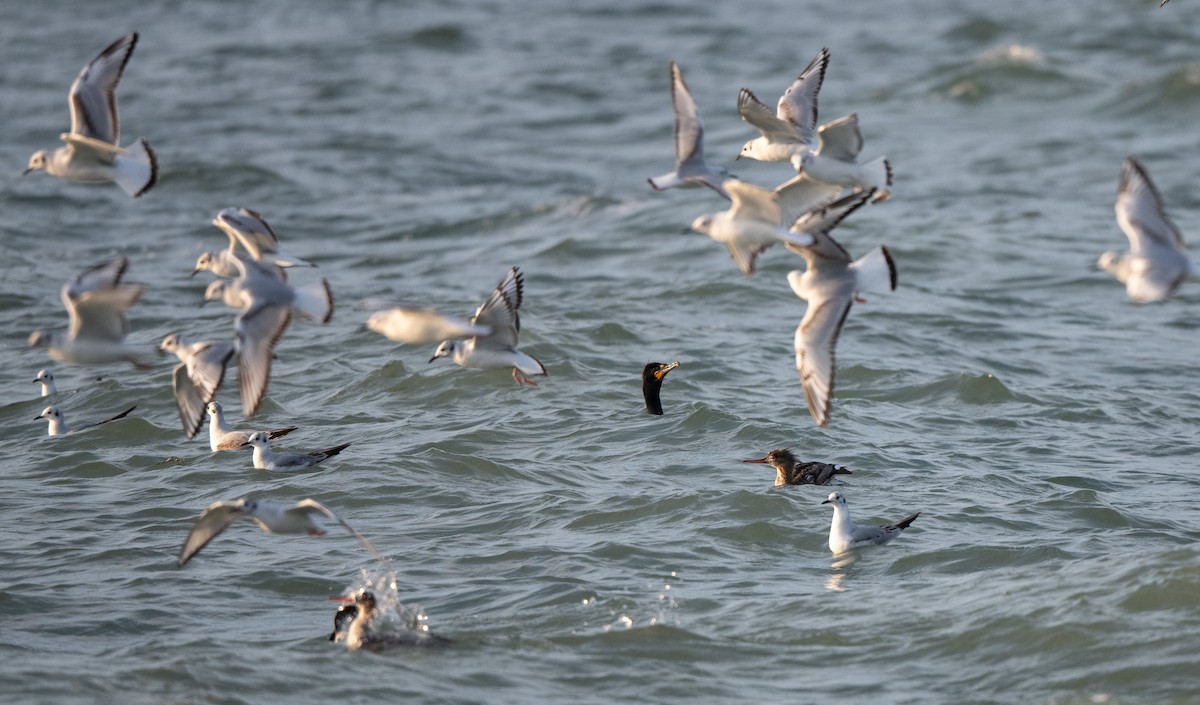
[239,440,250,447]
[741,456,771,465]
[22,167,35,176]
[821,499,832,504]
[31,379,38,384]
[190,268,201,278]
[33,414,42,421]
[428,355,439,363]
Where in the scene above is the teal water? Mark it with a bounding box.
[2,1,1199,704]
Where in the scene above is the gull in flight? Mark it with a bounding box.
[822,491,919,555]
[785,190,897,427]
[689,179,818,276]
[205,401,296,452]
[647,62,731,199]
[203,254,333,416]
[194,207,314,278]
[430,267,547,385]
[642,361,679,416]
[33,369,58,398]
[791,114,893,202]
[23,32,157,198]
[1097,157,1198,303]
[365,300,492,345]
[28,255,157,370]
[741,448,852,486]
[241,431,350,471]
[37,402,135,437]
[736,48,829,167]
[177,497,381,567]
[160,334,235,439]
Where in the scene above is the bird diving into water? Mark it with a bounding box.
[328,589,450,651]
[642,361,679,415]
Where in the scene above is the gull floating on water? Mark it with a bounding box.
[23,32,157,198]
[784,190,896,427]
[1097,157,1198,303]
[160,334,234,439]
[241,431,350,471]
[822,491,919,555]
[205,401,296,452]
[736,48,830,168]
[741,448,852,486]
[642,361,679,416]
[328,589,450,651]
[28,255,157,370]
[177,497,381,567]
[688,179,818,276]
[365,300,493,345]
[33,369,58,398]
[791,114,893,202]
[430,267,547,385]
[37,402,135,437]
[204,254,333,416]
[647,62,731,199]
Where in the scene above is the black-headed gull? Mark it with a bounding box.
[647,62,731,199]
[822,491,919,554]
[160,334,235,439]
[205,401,296,452]
[430,267,547,385]
[688,179,818,276]
[736,48,830,167]
[1097,157,1197,303]
[23,33,157,198]
[36,402,135,437]
[241,431,349,471]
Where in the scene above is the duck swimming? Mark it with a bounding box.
[741,448,852,486]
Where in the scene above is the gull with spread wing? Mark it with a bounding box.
[160,334,235,439]
[736,48,829,167]
[689,179,818,276]
[647,62,731,199]
[23,32,157,198]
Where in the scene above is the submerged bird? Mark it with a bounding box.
[205,401,296,452]
[736,48,830,168]
[177,497,381,567]
[36,403,135,437]
[741,448,852,486]
[160,334,234,439]
[365,301,492,345]
[647,61,731,199]
[28,255,157,370]
[328,589,450,651]
[1097,157,1198,303]
[23,32,157,198]
[688,179,818,276]
[791,114,893,202]
[785,190,897,427]
[203,254,333,416]
[33,369,58,398]
[822,491,919,555]
[430,267,546,385]
[241,431,349,471]
[642,361,680,415]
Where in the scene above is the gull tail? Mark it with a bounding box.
[862,157,892,201]
[293,278,335,323]
[114,138,158,198]
[851,245,898,293]
[272,250,316,269]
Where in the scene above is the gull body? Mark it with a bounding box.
[688,179,817,276]
[430,267,546,385]
[647,62,731,199]
[28,255,156,370]
[33,369,58,398]
[366,303,492,345]
[822,491,919,555]
[205,401,296,452]
[177,497,380,567]
[241,431,349,471]
[1098,157,1199,303]
[737,48,829,166]
[160,334,234,439]
[741,448,852,486]
[642,361,679,416]
[785,190,896,427]
[203,255,333,416]
[23,33,157,198]
[37,403,135,437]
[792,114,892,202]
[210,207,314,269]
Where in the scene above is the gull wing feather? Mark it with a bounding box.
[68,285,143,341]
[725,179,782,224]
[214,207,281,261]
[177,499,245,567]
[785,190,874,264]
[670,62,706,170]
[68,33,137,144]
[471,267,523,350]
[1116,157,1186,253]
[795,297,853,428]
[292,499,386,562]
[737,88,799,142]
[816,114,865,162]
[236,305,292,418]
[776,48,830,145]
[775,174,845,227]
